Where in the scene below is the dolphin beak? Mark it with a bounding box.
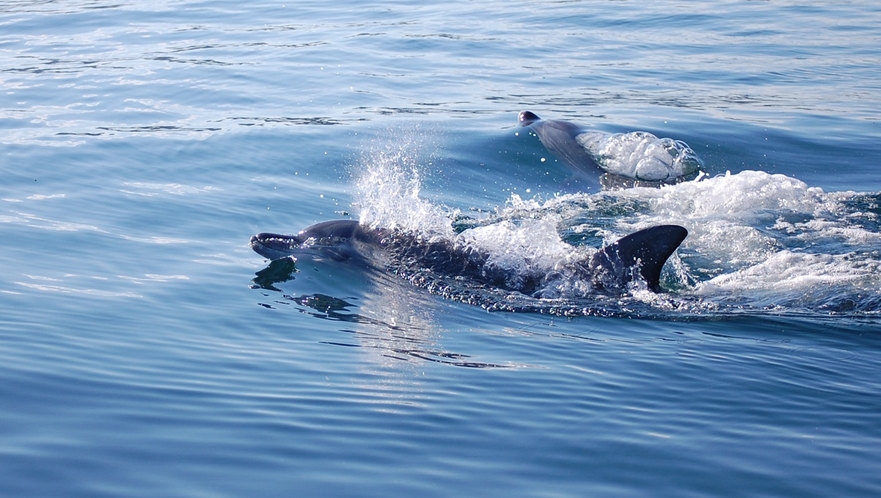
[250,232,302,260]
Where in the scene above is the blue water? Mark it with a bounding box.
[2,1,881,496]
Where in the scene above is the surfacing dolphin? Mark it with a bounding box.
[250,220,687,295]
[519,111,703,185]
[519,110,605,180]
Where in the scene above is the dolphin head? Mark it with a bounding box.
[250,220,363,261]
[518,110,541,126]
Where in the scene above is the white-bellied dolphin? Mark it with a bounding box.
[250,220,687,294]
[519,110,702,184]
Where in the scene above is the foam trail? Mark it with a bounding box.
[594,171,879,312]
[561,171,848,272]
[695,250,881,312]
[484,170,881,314]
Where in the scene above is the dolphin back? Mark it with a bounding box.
[589,225,688,292]
[519,110,604,181]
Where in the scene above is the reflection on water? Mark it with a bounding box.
[251,257,297,292]
[252,259,512,369]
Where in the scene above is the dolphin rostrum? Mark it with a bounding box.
[250,220,687,295]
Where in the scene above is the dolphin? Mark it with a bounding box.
[518,110,703,184]
[518,110,605,180]
[250,220,687,294]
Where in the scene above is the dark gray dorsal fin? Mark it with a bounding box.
[600,225,688,292]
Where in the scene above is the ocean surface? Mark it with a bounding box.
[2,1,880,496]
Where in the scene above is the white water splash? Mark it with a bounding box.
[576,130,703,181]
[694,250,881,312]
[609,171,840,271]
[517,170,881,312]
[352,125,454,241]
[456,217,588,293]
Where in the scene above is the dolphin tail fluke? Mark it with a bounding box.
[598,225,688,292]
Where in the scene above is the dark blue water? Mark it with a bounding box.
[2,1,880,497]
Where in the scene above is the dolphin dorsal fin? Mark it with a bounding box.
[598,225,688,292]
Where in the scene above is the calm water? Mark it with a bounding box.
[2,1,881,496]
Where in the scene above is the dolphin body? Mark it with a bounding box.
[250,220,687,295]
[518,110,703,185]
